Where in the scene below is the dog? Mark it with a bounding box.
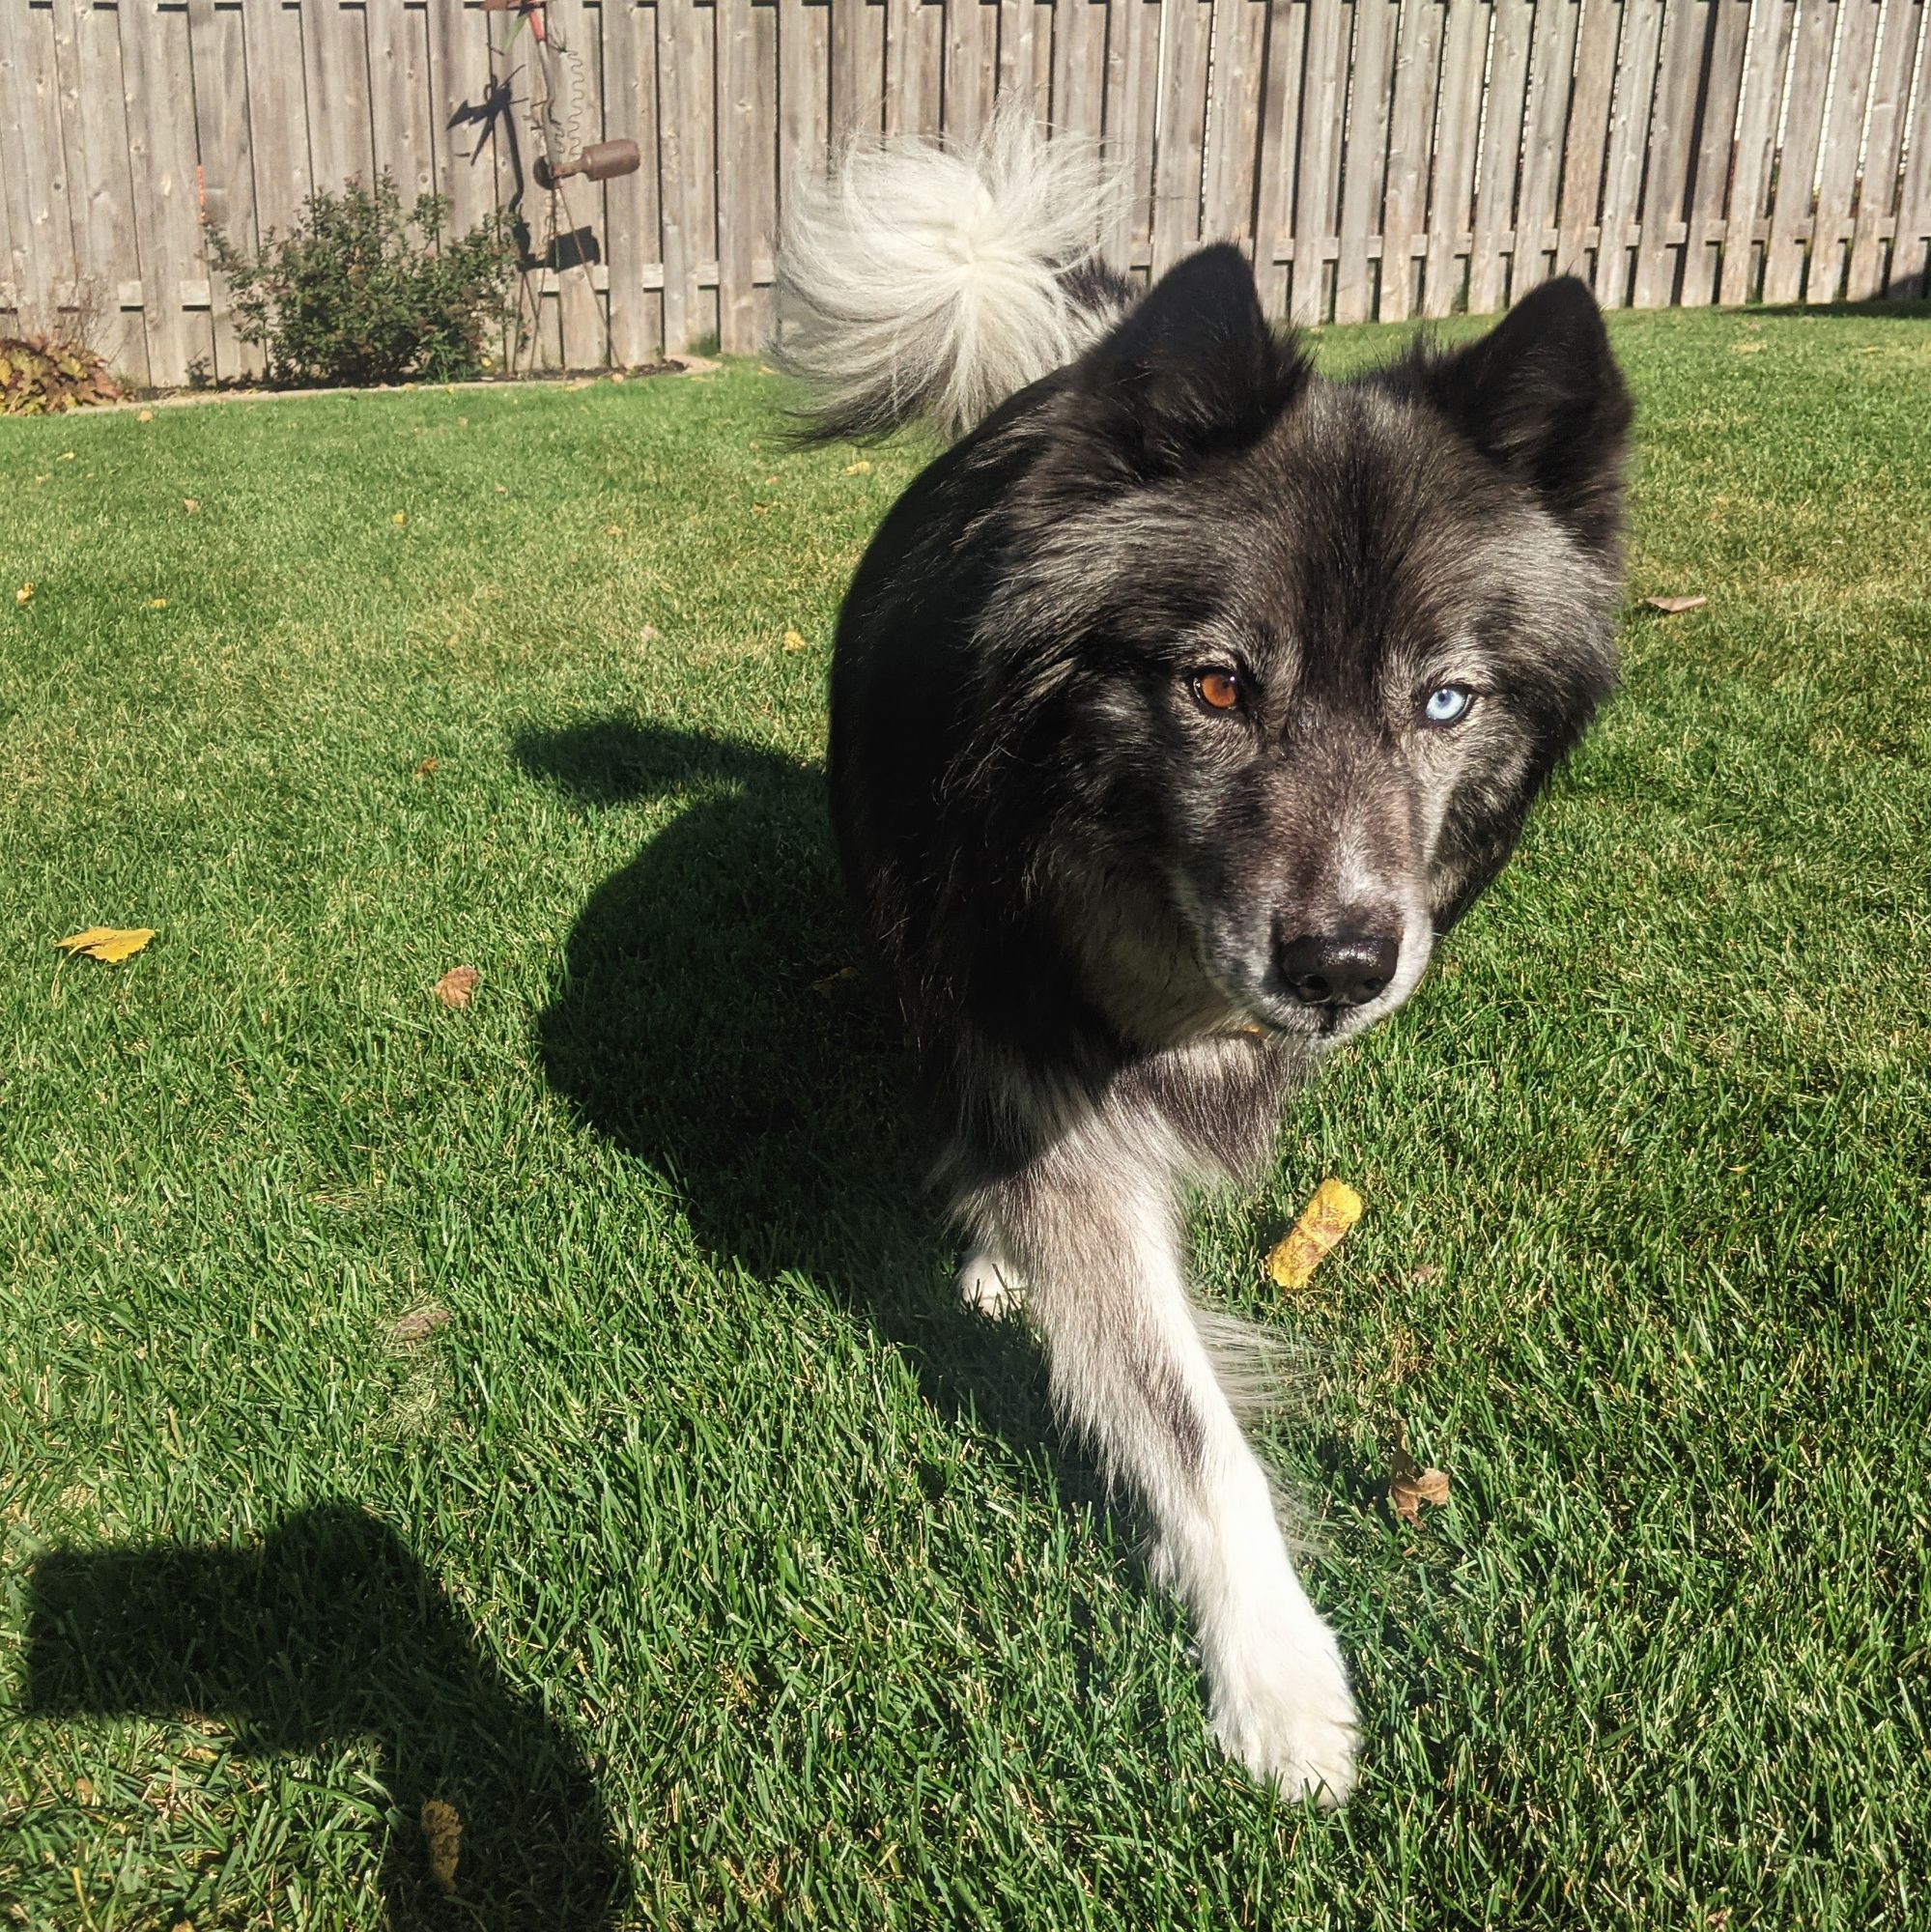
[773,114,1632,1804]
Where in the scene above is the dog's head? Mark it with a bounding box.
[986,246,1632,1046]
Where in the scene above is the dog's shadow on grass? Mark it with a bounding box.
[21,1504,627,1929]
[512,715,1065,1463]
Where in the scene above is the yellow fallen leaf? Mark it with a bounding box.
[392,511,408,526]
[56,926,156,963]
[1265,1178,1363,1290]
[1388,1418,1450,1525]
[148,597,168,609]
[15,583,33,606]
[843,459,873,475]
[183,498,200,514]
[137,408,155,422]
[420,1797,462,1893]
[1644,594,1708,614]
[435,965,480,1009]
[782,628,808,653]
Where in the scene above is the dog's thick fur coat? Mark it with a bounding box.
[776,115,1632,1803]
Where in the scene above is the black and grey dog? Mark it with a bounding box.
[774,115,1632,1804]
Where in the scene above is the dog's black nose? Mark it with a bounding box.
[1277,932,1400,1009]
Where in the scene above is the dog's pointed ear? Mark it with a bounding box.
[1413,276,1633,554]
[1047,244,1310,488]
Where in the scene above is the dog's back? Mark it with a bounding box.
[775,116,1631,1804]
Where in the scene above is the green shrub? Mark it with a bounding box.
[0,335,122,414]
[209,175,520,388]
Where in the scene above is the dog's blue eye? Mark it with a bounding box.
[1423,685,1473,725]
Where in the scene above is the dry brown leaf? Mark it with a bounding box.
[434,965,480,1009]
[420,1798,462,1893]
[810,965,859,995]
[57,926,156,964]
[183,498,200,514]
[137,408,155,422]
[782,628,808,653]
[14,583,33,607]
[414,756,439,777]
[1388,1418,1450,1525]
[392,1304,452,1344]
[1644,594,1708,614]
[843,459,873,475]
[1265,1179,1363,1290]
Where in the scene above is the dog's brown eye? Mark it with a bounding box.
[1192,669,1242,713]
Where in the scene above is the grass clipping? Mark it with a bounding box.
[1266,1179,1363,1290]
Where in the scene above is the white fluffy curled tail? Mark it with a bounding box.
[772,107,1130,442]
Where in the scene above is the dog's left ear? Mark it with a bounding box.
[1414,276,1633,554]
[1045,244,1310,491]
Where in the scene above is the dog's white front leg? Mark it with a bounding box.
[962,1139,1358,1804]
[957,1243,1024,1320]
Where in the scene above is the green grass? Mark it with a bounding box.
[2,305,1927,1931]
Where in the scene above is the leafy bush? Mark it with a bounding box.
[209,175,520,388]
[0,335,123,414]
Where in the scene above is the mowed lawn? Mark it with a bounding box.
[2,305,1927,1932]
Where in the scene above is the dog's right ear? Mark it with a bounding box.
[1043,244,1309,491]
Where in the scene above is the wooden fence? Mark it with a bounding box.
[1,0,1927,386]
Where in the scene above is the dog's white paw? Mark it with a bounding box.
[1207,1611,1360,1807]
[957,1248,1023,1320]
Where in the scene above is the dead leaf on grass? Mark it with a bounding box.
[137,409,154,423]
[420,1798,462,1892]
[810,965,859,995]
[1265,1178,1363,1290]
[1388,1418,1450,1525]
[434,965,480,1009]
[782,627,808,653]
[14,583,32,607]
[183,498,200,514]
[414,756,439,777]
[57,927,156,964]
[843,459,873,475]
[392,1304,452,1345]
[1644,594,1708,614]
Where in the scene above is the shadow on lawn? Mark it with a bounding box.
[512,716,1065,1461]
[22,1506,628,1929]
